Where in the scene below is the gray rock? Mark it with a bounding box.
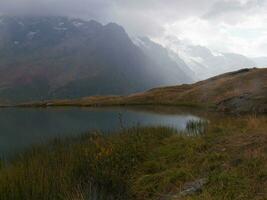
[180,178,208,196]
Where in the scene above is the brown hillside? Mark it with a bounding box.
[20,68,267,113]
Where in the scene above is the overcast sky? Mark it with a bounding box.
[1,0,267,57]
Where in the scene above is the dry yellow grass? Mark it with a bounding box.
[18,68,267,113]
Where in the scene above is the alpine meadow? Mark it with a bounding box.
[0,1,266,200]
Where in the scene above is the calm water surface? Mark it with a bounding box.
[0,107,202,157]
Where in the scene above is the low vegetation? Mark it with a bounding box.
[18,68,267,114]
[0,115,266,199]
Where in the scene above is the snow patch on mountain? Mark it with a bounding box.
[18,21,25,26]
[53,27,68,31]
[27,31,38,39]
[72,21,84,27]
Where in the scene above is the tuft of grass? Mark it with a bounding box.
[186,119,209,136]
[0,159,3,169]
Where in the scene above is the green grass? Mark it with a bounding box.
[0,116,266,200]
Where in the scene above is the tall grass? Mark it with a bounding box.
[186,119,209,136]
[0,127,176,200]
[0,116,266,200]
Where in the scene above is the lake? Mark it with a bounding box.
[0,106,202,157]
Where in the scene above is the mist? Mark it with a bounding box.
[1,0,267,57]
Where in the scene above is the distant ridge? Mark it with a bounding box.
[0,16,193,103]
[19,68,267,114]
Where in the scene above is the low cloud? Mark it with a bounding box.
[0,0,266,56]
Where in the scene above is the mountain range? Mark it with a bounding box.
[25,68,267,114]
[160,37,266,80]
[0,15,266,103]
[0,16,193,103]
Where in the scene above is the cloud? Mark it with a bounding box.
[0,0,112,19]
[202,0,267,25]
[0,0,266,56]
[0,0,215,36]
[203,0,256,19]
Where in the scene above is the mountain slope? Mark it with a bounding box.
[26,68,267,113]
[0,16,193,103]
[133,37,195,83]
[161,37,257,80]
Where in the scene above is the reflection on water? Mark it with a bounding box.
[0,106,202,157]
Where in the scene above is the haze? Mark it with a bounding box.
[1,0,267,57]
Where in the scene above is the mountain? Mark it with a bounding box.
[0,16,193,103]
[160,37,257,80]
[133,37,196,82]
[27,68,267,114]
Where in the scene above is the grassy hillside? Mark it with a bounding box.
[20,68,267,113]
[0,115,266,199]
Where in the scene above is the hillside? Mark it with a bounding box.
[0,16,193,103]
[22,68,267,113]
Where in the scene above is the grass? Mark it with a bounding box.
[186,119,209,136]
[0,115,266,199]
[16,67,267,114]
[0,127,175,199]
